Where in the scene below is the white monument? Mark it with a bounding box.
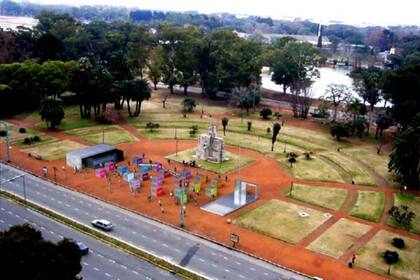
[196,120,226,163]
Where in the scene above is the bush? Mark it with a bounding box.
[388,205,416,228]
[274,112,282,119]
[32,136,40,142]
[146,122,159,132]
[383,250,399,264]
[18,128,26,133]
[0,130,6,137]
[247,121,252,131]
[23,137,31,144]
[392,237,405,249]
[189,125,198,137]
[266,127,271,133]
[260,108,273,119]
[95,109,120,124]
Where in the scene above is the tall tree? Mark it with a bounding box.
[321,84,352,121]
[147,45,164,90]
[0,224,82,280]
[221,117,229,136]
[352,66,383,111]
[388,113,420,189]
[271,122,281,151]
[125,78,151,117]
[40,96,65,129]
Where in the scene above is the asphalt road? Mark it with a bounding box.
[0,163,312,280]
[0,196,180,280]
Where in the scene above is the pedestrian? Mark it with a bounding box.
[62,165,66,178]
[158,199,162,207]
[206,175,209,183]
[167,158,171,165]
[225,175,228,182]
[147,195,152,202]
[351,254,356,265]
[183,205,186,215]
[142,153,145,159]
[52,166,57,180]
[160,206,165,214]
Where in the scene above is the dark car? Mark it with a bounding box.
[76,241,89,255]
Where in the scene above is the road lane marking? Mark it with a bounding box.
[94,267,100,271]
[224,269,230,273]
[108,259,116,264]
[120,265,127,269]
[132,270,139,275]
[162,243,169,247]
[236,262,241,265]
[250,267,256,271]
[105,273,111,277]
[199,258,204,262]
[83,262,89,266]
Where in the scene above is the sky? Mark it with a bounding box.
[30,0,420,26]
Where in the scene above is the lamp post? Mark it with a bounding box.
[175,128,178,156]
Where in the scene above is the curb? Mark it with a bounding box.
[1,161,317,279]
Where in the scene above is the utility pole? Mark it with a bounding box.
[175,128,178,156]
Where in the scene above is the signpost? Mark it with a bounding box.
[231,233,239,248]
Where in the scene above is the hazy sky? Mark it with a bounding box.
[32,0,419,26]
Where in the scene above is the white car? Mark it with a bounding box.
[91,219,113,231]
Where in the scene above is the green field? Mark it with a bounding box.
[23,140,86,161]
[166,148,254,174]
[65,125,138,145]
[236,199,331,244]
[307,218,371,259]
[345,147,398,187]
[285,184,348,210]
[388,194,420,233]
[350,191,385,222]
[280,155,345,183]
[321,152,377,186]
[357,230,420,280]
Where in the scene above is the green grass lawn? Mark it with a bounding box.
[345,147,398,187]
[14,135,57,147]
[356,230,420,280]
[349,191,385,222]
[285,184,348,210]
[166,148,254,174]
[139,128,205,140]
[280,156,345,183]
[307,218,371,259]
[23,140,86,161]
[65,125,138,145]
[236,199,331,244]
[388,194,420,234]
[1,122,56,146]
[321,152,377,186]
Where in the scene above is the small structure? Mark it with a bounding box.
[66,144,123,170]
[196,121,226,163]
[201,179,259,216]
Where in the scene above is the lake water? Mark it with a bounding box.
[261,67,356,99]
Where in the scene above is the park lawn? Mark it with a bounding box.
[166,148,254,174]
[23,140,86,161]
[285,184,348,210]
[64,125,120,136]
[15,134,57,147]
[356,230,420,280]
[0,122,54,145]
[321,152,377,186]
[82,130,138,145]
[388,194,420,234]
[350,191,385,222]
[345,147,398,187]
[307,218,371,259]
[139,128,205,140]
[236,199,331,244]
[280,156,345,183]
[129,113,210,127]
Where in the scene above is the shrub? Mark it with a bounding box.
[189,125,198,137]
[146,122,159,132]
[18,128,26,133]
[0,130,6,137]
[388,205,416,228]
[392,237,405,249]
[274,112,282,119]
[383,250,399,264]
[95,109,120,124]
[247,121,252,131]
[32,136,41,142]
[260,108,273,119]
[23,137,31,144]
[304,152,311,159]
[266,127,271,133]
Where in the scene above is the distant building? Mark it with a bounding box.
[317,24,323,49]
[262,33,331,47]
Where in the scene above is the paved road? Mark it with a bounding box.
[0,163,312,280]
[0,196,179,280]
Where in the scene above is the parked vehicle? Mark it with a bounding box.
[91,219,113,231]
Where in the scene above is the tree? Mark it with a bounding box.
[287,152,298,168]
[321,84,352,121]
[33,33,63,62]
[260,108,272,119]
[388,205,416,228]
[375,112,393,139]
[125,78,151,117]
[388,114,420,189]
[271,122,281,151]
[0,224,82,280]
[127,25,152,77]
[221,117,229,136]
[146,122,159,132]
[330,122,351,141]
[147,45,164,90]
[40,96,65,129]
[189,125,198,137]
[181,98,197,113]
[383,250,399,265]
[352,66,383,111]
